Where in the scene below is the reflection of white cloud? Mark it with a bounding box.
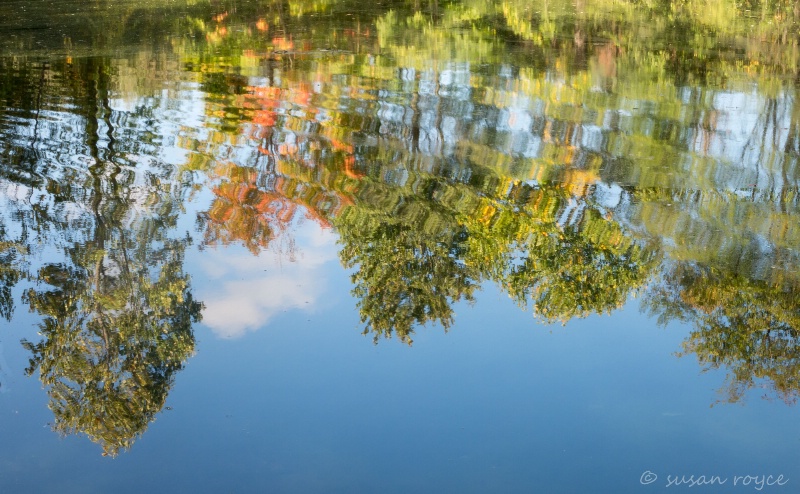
[196,220,337,338]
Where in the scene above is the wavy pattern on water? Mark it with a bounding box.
[2,0,800,455]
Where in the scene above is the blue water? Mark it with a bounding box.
[1,1,800,491]
[1,223,797,493]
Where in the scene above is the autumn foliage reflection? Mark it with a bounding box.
[179,0,800,405]
[1,0,799,445]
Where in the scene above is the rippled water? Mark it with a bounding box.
[1,1,800,492]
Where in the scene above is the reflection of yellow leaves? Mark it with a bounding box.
[559,169,599,197]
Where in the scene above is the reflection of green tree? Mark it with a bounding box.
[0,230,23,321]
[23,237,200,456]
[645,263,800,404]
[337,206,477,344]
[10,0,792,394]
[500,209,659,323]
[332,155,658,339]
[9,56,203,456]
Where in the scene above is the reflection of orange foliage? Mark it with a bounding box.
[247,86,283,129]
[291,83,313,107]
[199,72,371,254]
[203,162,355,254]
[213,12,228,22]
[256,19,268,31]
[242,83,316,141]
[278,142,299,156]
[272,37,294,51]
[343,155,361,178]
[206,25,229,43]
[206,180,299,254]
[329,138,353,154]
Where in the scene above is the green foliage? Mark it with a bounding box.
[0,54,204,456]
[23,241,201,456]
[0,236,23,321]
[645,263,800,404]
[337,204,477,344]
[503,210,659,322]
[2,0,800,411]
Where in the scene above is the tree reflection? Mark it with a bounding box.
[23,237,200,456]
[499,207,660,323]
[645,263,800,404]
[2,0,800,413]
[337,206,477,344]
[1,56,203,456]
[0,222,25,322]
[170,0,800,405]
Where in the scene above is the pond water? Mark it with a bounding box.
[1,0,800,492]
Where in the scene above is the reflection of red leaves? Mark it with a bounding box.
[253,112,277,127]
[249,86,282,100]
[201,74,370,254]
[247,86,282,130]
[330,138,353,154]
[242,83,317,142]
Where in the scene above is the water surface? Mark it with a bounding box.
[1,1,800,492]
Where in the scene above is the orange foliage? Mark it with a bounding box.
[271,37,294,51]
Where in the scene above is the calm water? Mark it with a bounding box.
[1,0,800,492]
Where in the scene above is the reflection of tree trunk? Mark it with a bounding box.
[273,0,289,37]
[85,61,105,227]
[31,62,47,149]
[410,74,420,153]
[101,71,120,196]
[434,65,442,154]
[753,98,775,200]
[781,96,799,212]
[85,59,114,364]
[94,255,113,369]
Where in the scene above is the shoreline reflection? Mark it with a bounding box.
[0,0,799,457]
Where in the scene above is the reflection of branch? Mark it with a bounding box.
[31,62,47,150]
[649,263,800,404]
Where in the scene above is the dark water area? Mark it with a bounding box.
[1,1,800,492]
